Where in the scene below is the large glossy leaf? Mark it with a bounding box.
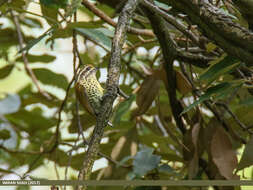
[32,68,68,90]
[76,28,112,51]
[133,146,161,176]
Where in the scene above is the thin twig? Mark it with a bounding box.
[122,38,157,56]
[81,0,154,37]
[49,77,76,153]
[11,11,51,100]
[216,102,253,134]
[64,13,85,188]
[141,0,201,46]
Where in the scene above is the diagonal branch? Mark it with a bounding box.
[81,0,154,37]
[160,0,253,66]
[141,0,201,46]
[77,0,140,186]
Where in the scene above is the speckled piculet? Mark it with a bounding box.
[75,64,112,126]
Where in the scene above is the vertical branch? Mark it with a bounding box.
[77,0,140,185]
[142,4,186,134]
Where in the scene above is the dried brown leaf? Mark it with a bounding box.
[176,70,192,95]
[211,126,239,179]
[135,75,161,115]
[188,123,200,179]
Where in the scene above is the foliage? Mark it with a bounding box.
[0,0,253,190]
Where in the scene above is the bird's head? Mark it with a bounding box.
[77,64,98,82]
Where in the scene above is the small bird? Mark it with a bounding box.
[75,64,112,126]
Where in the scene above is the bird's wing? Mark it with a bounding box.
[75,83,95,115]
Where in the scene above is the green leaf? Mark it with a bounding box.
[32,68,68,90]
[199,55,240,85]
[0,65,14,79]
[16,54,56,63]
[0,28,19,48]
[0,94,21,115]
[182,82,232,114]
[75,28,112,51]
[49,21,104,40]
[113,95,136,125]
[0,129,11,140]
[40,0,68,8]
[18,32,50,53]
[133,146,161,176]
[154,1,171,10]
[5,108,57,134]
[21,92,60,108]
[237,135,253,171]
[40,3,58,26]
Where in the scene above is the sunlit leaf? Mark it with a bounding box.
[237,135,253,171]
[154,1,171,10]
[76,28,112,51]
